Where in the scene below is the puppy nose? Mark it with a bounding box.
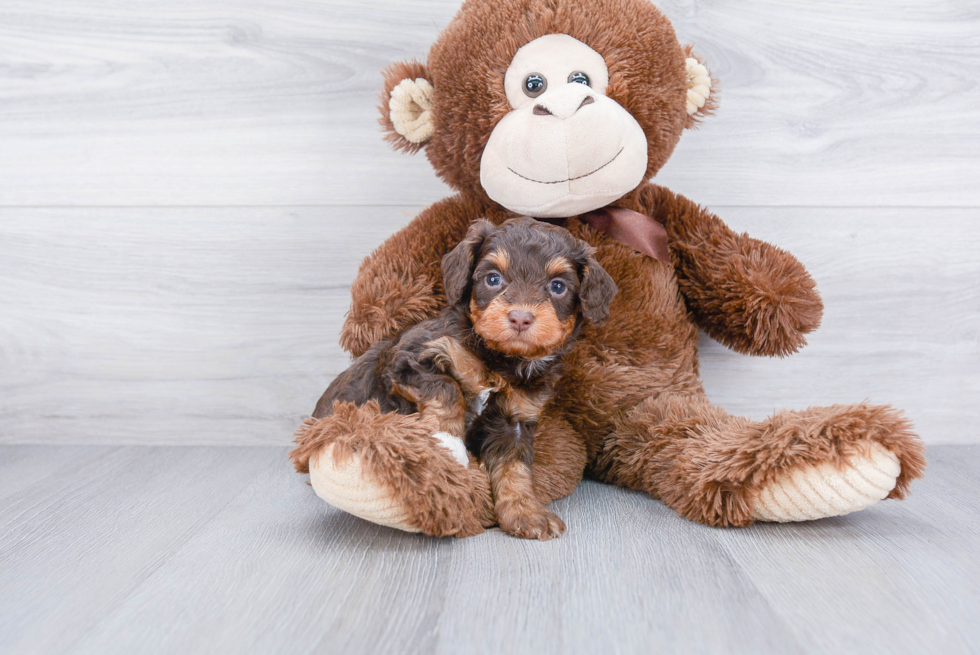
[531,85,595,120]
[508,310,535,333]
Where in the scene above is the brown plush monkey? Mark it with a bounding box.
[291,0,925,538]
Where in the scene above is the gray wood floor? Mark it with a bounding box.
[1,444,977,655]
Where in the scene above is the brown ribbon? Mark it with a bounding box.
[579,206,670,263]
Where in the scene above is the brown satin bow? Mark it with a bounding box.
[579,206,670,263]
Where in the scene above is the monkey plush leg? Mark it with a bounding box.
[290,402,587,537]
[593,392,926,527]
[290,401,493,537]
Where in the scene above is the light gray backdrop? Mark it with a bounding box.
[1,0,977,445]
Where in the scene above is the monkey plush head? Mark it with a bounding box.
[379,0,715,218]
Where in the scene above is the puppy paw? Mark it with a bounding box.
[497,503,566,540]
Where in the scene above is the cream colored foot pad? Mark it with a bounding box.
[751,442,901,523]
[309,446,419,532]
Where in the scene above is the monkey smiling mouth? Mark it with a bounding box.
[507,147,624,185]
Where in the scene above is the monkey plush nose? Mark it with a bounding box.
[508,310,535,332]
[531,84,596,120]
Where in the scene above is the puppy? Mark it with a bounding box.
[313,217,617,539]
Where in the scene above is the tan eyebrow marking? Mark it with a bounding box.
[546,257,573,277]
[484,249,510,273]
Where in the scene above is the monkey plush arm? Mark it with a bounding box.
[339,195,477,357]
[639,184,823,357]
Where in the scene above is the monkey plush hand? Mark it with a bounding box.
[291,0,925,537]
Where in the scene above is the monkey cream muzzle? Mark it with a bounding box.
[480,34,648,218]
[506,147,624,186]
[480,96,647,218]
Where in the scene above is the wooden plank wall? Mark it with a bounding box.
[1,0,977,445]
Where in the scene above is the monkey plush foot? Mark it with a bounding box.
[750,442,902,522]
[309,444,421,532]
[309,432,470,530]
[291,402,493,537]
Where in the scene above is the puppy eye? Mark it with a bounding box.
[523,73,547,98]
[486,272,502,287]
[549,279,566,295]
[567,71,590,86]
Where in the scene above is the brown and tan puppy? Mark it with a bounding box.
[312,218,616,539]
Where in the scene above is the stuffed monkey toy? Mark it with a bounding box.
[291,0,925,538]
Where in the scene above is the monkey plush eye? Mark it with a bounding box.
[486,272,502,287]
[567,71,590,86]
[523,74,547,98]
[549,279,567,295]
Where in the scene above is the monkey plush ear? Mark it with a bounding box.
[379,60,435,153]
[441,220,498,305]
[683,50,717,128]
[577,249,618,325]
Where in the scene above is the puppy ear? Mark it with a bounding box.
[379,60,435,153]
[442,219,497,305]
[578,249,618,325]
[683,48,717,129]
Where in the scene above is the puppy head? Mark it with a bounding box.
[442,217,618,358]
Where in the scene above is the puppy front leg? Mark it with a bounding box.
[481,414,566,540]
[389,371,470,467]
